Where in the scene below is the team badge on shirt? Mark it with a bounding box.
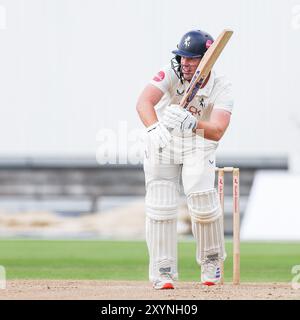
[199,97,205,108]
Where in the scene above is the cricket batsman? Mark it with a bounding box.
[136,29,233,289]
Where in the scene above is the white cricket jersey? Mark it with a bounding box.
[149,64,233,122]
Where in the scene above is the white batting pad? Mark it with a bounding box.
[145,180,179,220]
[187,189,225,265]
[191,216,226,265]
[145,180,179,281]
[187,189,221,223]
[146,217,178,281]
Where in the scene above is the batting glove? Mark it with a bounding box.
[163,104,198,132]
[146,121,172,149]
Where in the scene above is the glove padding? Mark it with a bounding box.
[146,121,172,149]
[163,104,198,132]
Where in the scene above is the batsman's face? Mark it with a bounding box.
[181,57,201,81]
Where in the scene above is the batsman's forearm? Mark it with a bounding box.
[136,102,158,128]
[194,120,224,141]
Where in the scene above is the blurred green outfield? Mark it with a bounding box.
[0,240,299,282]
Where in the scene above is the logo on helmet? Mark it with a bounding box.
[153,71,165,82]
[206,39,213,49]
[184,36,191,48]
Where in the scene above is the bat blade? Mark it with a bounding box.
[180,29,233,109]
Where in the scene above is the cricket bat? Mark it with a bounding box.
[180,29,233,109]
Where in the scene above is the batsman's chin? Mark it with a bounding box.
[183,74,193,81]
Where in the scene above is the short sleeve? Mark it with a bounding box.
[213,82,234,114]
[149,65,176,94]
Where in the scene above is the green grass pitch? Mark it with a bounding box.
[0,240,299,282]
